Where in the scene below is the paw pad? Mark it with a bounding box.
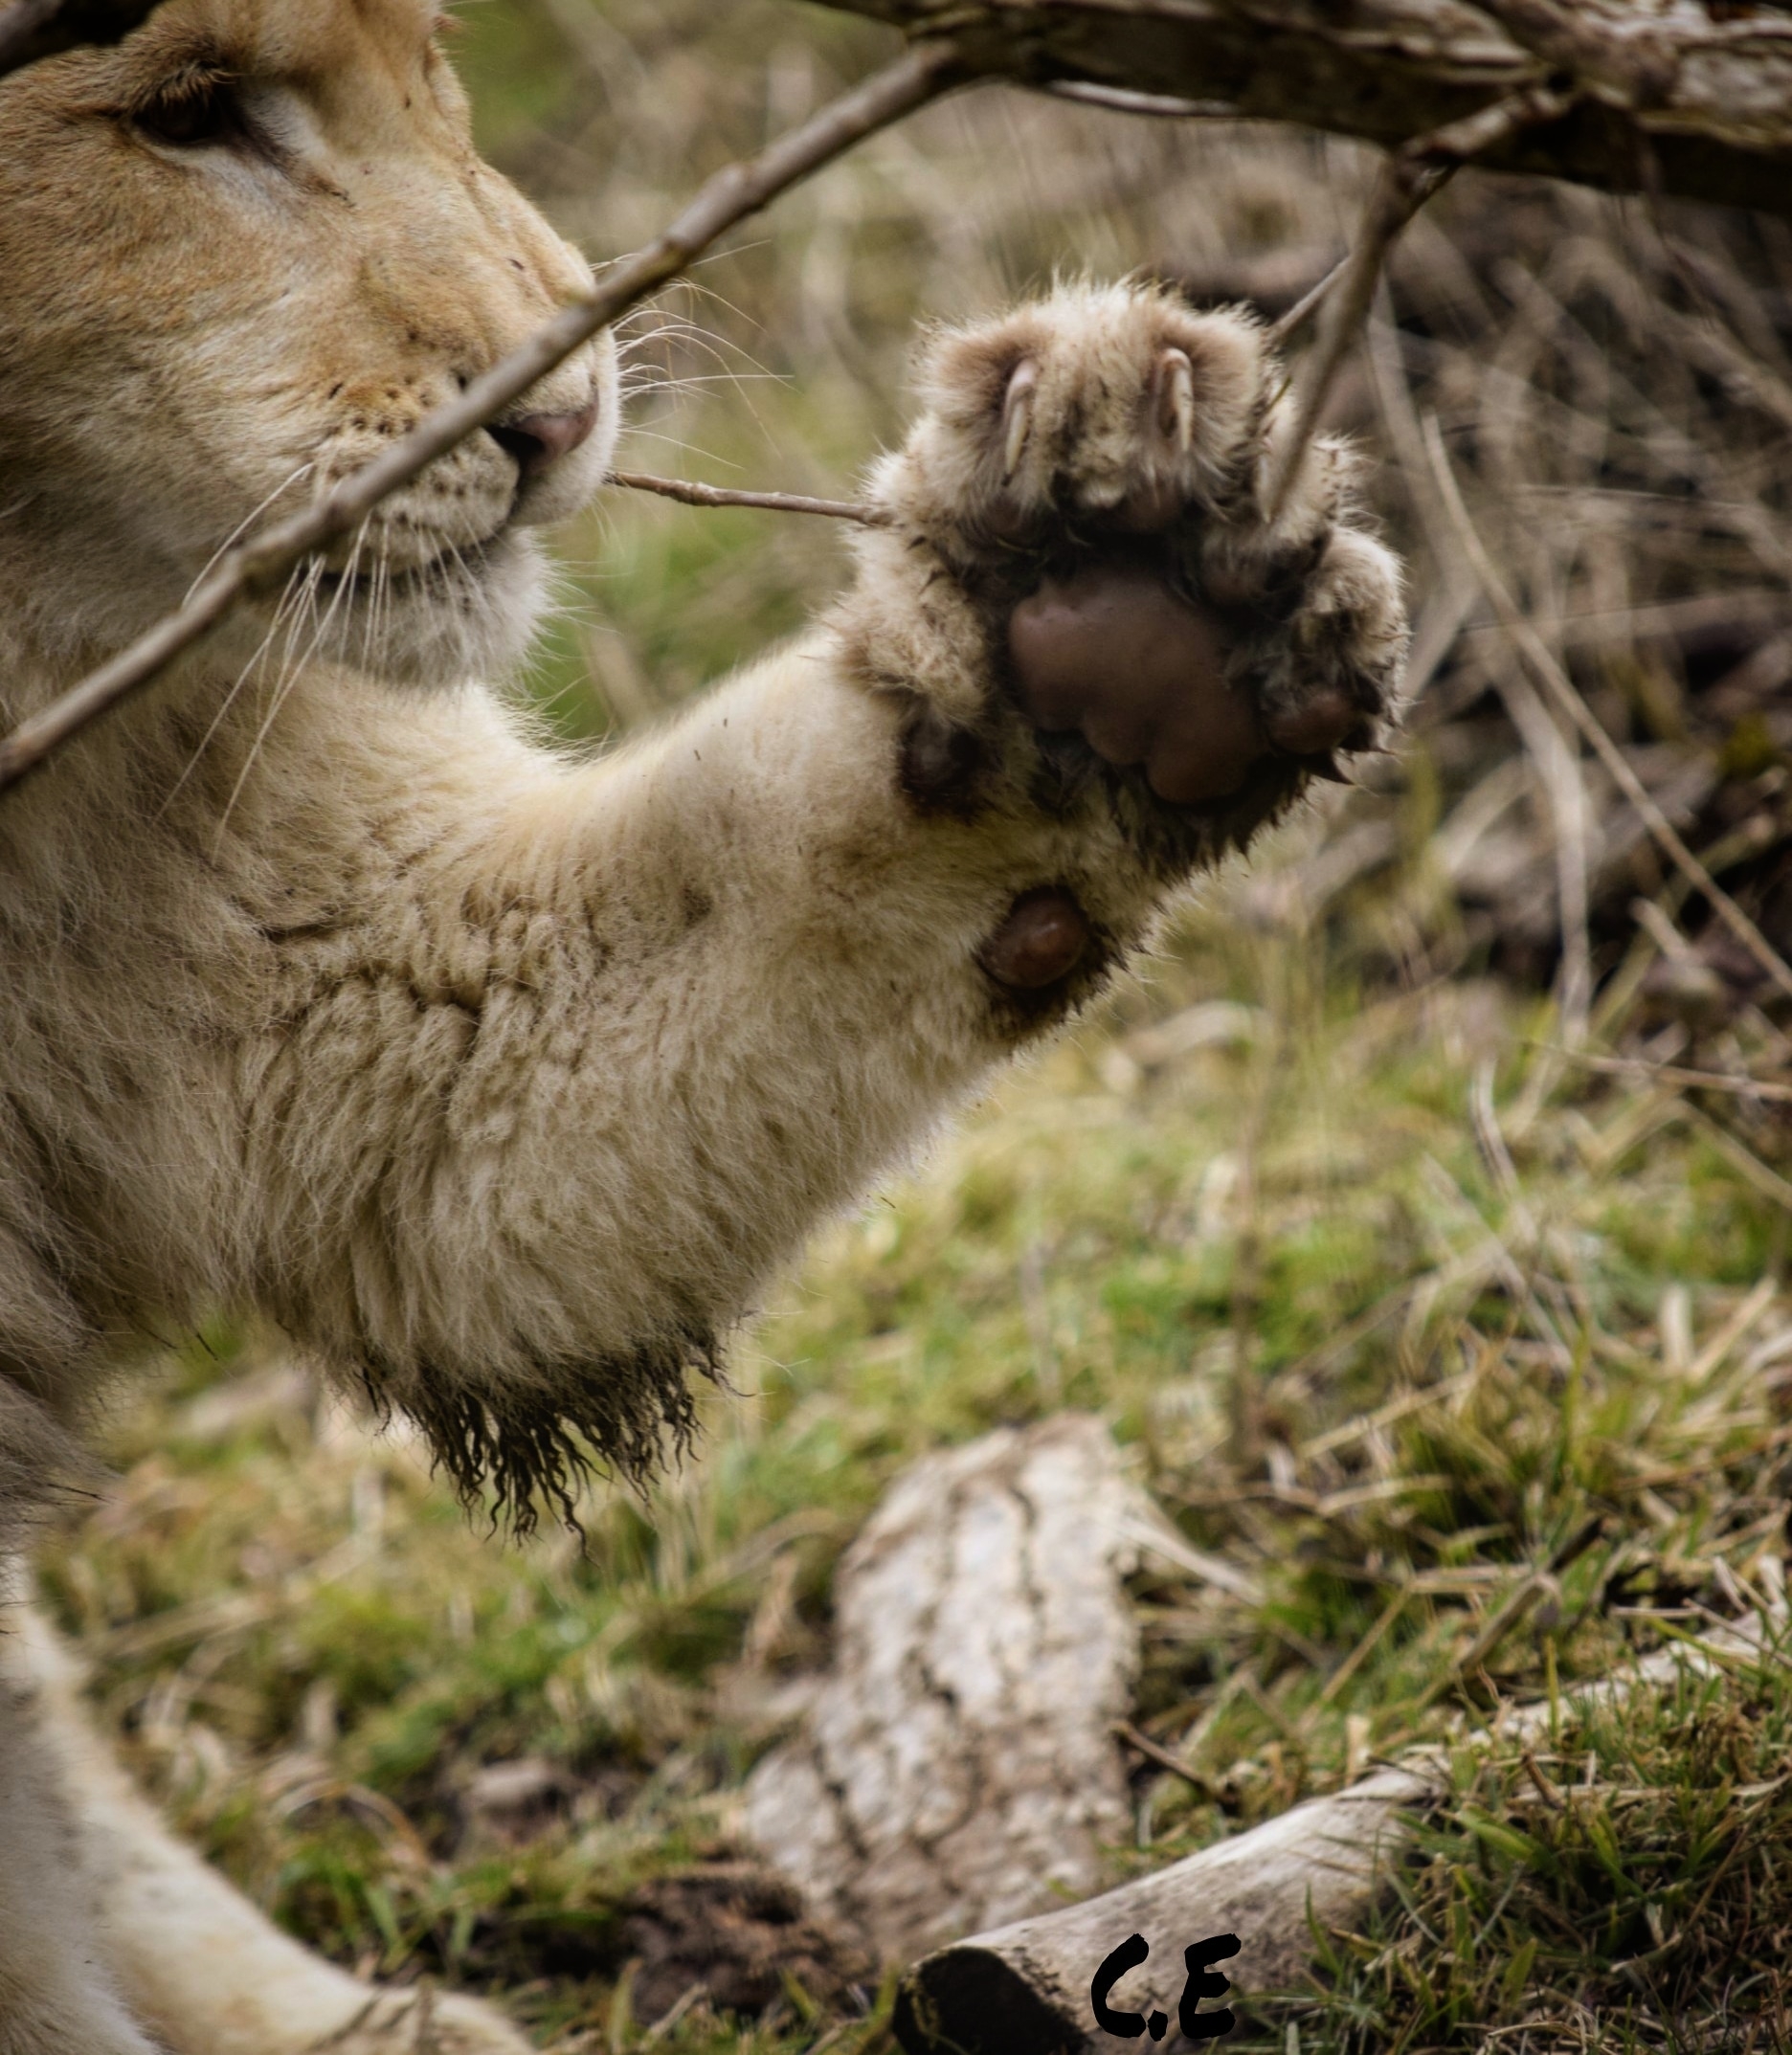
[1009,566,1258,806]
[981,886,1091,990]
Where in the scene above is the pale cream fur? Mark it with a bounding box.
[0,1,1405,2046]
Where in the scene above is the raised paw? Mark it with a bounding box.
[875,282,1407,830]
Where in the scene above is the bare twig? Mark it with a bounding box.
[0,0,157,77]
[1422,413,1792,1012]
[1265,255,1349,349]
[1112,1719,1215,1795]
[1521,1749,1567,1810]
[1535,1048,1792,1107]
[1043,79,1237,119]
[1265,85,1569,522]
[0,42,963,797]
[609,470,889,525]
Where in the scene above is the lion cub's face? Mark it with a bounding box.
[0,0,617,683]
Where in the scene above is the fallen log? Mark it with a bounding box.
[806,0,1792,220]
[747,1415,1172,1964]
[891,1625,1769,2055]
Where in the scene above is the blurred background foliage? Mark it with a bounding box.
[37,2,1792,2048]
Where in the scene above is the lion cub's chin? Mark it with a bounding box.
[283,525,556,689]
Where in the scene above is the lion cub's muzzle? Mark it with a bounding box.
[310,359,614,584]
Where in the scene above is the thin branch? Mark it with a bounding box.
[1264,84,1569,522]
[1265,255,1349,349]
[0,0,158,78]
[1043,79,1238,119]
[608,469,890,525]
[1534,1047,1792,1106]
[1112,1719,1216,1795]
[0,42,963,797]
[1422,413,1792,1012]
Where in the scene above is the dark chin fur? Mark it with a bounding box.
[0,1381,104,1554]
[363,1322,719,1538]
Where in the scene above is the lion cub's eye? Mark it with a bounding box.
[134,76,245,150]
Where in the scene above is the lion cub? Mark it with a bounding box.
[0,1,1404,2047]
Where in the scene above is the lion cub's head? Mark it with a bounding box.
[0,0,616,685]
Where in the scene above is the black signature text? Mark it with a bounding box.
[1090,1931,1241,2042]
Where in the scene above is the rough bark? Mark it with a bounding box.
[0,0,160,78]
[746,1415,1159,1965]
[890,1629,1767,2055]
[892,1760,1437,2055]
[807,0,1792,219]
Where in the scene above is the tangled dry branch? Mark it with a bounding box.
[812,0,1792,219]
[1262,78,1569,522]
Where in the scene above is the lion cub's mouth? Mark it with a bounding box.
[316,528,506,600]
[293,522,539,681]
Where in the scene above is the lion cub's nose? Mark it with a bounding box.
[489,402,600,483]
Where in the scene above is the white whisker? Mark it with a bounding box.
[215,524,366,841]
[614,428,747,470]
[183,462,316,605]
[361,548,391,671]
[159,556,320,812]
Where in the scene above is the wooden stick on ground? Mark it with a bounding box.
[0,41,964,797]
[891,1623,1771,2055]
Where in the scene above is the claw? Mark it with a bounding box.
[1001,358,1038,480]
[1154,346,1196,455]
[1266,684,1358,757]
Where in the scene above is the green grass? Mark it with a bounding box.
[1288,1628,1792,2052]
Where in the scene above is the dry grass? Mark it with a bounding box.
[34,3,1792,2047]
